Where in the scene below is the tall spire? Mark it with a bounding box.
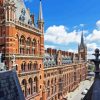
[38,0,44,33]
[81,30,84,45]
[78,28,87,62]
[38,0,44,22]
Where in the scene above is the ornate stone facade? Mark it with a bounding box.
[0,0,44,100]
[0,0,87,100]
[0,70,25,100]
[43,48,87,100]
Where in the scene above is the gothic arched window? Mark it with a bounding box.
[26,37,31,46]
[34,77,38,92]
[20,35,25,45]
[28,78,33,94]
[21,62,26,71]
[21,79,27,97]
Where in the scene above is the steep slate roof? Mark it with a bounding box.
[4,0,44,31]
[14,0,33,25]
[43,52,73,68]
[4,0,34,26]
[0,70,25,100]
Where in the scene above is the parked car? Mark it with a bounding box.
[85,88,89,90]
[81,89,88,95]
[86,76,92,81]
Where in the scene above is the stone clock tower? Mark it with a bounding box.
[78,32,87,62]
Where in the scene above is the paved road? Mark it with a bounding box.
[67,79,94,100]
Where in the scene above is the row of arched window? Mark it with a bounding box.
[46,78,57,98]
[19,35,40,55]
[20,35,39,46]
[47,85,57,98]
[21,77,38,97]
[47,78,57,86]
[20,47,36,54]
[21,61,40,72]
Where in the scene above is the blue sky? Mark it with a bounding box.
[24,0,100,58]
[25,0,100,29]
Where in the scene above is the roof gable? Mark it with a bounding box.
[14,0,34,26]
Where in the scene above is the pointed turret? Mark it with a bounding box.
[80,30,86,49]
[78,30,87,62]
[37,0,44,33]
[81,31,84,45]
[38,0,44,22]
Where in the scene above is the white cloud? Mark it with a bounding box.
[79,24,85,27]
[73,24,86,29]
[73,25,78,29]
[96,20,100,29]
[86,20,100,42]
[86,43,100,59]
[44,45,56,49]
[47,24,98,48]
[44,19,100,59]
[44,25,82,45]
[68,49,77,53]
[86,29,100,42]
[87,43,97,51]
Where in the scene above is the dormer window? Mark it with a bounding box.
[19,8,26,22]
[46,58,48,60]
[19,15,25,22]
[28,19,32,25]
[21,8,26,16]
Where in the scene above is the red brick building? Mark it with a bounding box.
[0,0,45,100]
[0,0,87,100]
[43,47,87,100]
[43,30,87,100]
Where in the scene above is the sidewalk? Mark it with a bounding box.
[67,80,94,100]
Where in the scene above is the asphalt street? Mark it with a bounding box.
[67,79,94,100]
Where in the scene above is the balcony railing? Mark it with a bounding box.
[18,70,40,76]
[26,92,40,100]
[7,54,44,58]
